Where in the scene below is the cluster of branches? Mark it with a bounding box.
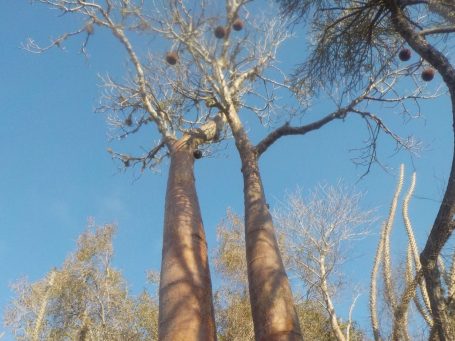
[26,0,441,171]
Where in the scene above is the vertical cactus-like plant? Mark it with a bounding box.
[448,252,455,301]
[382,165,405,313]
[370,164,404,341]
[370,165,442,340]
[401,172,433,328]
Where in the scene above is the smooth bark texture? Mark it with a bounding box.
[243,152,302,341]
[159,139,216,341]
[227,109,302,341]
[386,2,455,339]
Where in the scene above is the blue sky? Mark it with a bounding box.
[1,1,454,339]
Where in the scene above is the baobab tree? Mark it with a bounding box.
[26,0,229,339]
[29,0,437,340]
[276,1,455,339]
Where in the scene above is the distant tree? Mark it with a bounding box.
[214,208,366,341]
[276,2,455,338]
[275,185,374,341]
[4,223,158,341]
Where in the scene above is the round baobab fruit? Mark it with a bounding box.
[124,116,133,126]
[421,68,435,82]
[214,26,226,39]
[165,52,178,65]
[398,48,411,61]
[232,19,244,31]
[193,150,203,159]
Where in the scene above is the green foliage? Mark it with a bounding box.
[4,224,158,341]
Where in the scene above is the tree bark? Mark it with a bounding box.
[242,149,302,341]
[158,139,217,341]
[226,109,302,340]
[387,2,455,339]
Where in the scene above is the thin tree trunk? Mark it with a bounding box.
[320,256,345,341]
[158,139,216,341]
[387,2,455,339]
[33,270,56,341]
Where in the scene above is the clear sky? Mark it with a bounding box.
[1,1,454,339]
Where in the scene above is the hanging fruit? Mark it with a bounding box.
[398,48,411,61]
[165,52,178,65]
[421,68,435,82]
[232,19,244,31]
[214,26,226,39]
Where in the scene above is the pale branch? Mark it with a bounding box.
[346,292,360,341]
[105,26,170,138]
[33,270,56,341]
[319,255,345,341]
[108,140,167,171]
[30,0,173,140]
[23,26,90,55]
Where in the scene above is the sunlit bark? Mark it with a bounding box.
[159,139,216,341]
[226,109,302,341]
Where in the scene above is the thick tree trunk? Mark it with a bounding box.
[158,139,216,341]
[387,2,455,339]
[223,108,303,340]
[241,148,302,341]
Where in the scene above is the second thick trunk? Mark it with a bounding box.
[242,150,302,341]
[158,140,216,341]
